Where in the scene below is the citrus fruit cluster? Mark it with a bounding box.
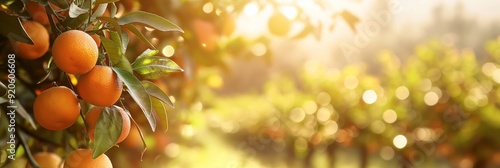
[22,149,112,168]
[33,29,125,131]
[17,5,129,167]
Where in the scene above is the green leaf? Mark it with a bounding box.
[151,97,168,132]
[142,81,173,108]
[118,11,184,33]
[98,16,121,36]
[120,28,129,53]
[124,24,156,50]
[109,30,123,53]
[0,97,7,104]
[115,55,133,73]
[113,67,155,131]
[0,81,6,97]
[92,106,122,158]
[91,3,107,20]
[0,12,33,44]
[137,49,158,58]
[62,13,89,29]
[14,100,37,129]
[96,0,119,4]
[100,36,122,65]
[109,2,117,18]
[132,56,183,80]
[68,2,88,18]
[1,0,25,14]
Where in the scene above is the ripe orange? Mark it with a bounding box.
[90,34,101,48]
[52,30,98,75]
[77,65,123,106]
[85,106,131,143]
[63,149,113,168]
[268,12,291,36]
[26,152,63,168]
[34,86,80,130]
[26,2,49,25]
[121,125,142,148]
[14,21,49,60]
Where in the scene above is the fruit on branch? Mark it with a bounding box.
[33,86,80,130]
[52,30,98,75]
[14,21,49,60]
[85,106,131,143]
[63,149,113,168]
[77,65,123,107]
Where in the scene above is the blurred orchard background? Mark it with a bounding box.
[5,0,500,167]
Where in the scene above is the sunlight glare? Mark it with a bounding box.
[393,135,407,149]
[251,43,267,56]
[344,76,359,90]
[383,109,397,124]
[162,45,175,57]
[362,90,377,104]
[279,6,298,20]
[202,2,214,14]
[243,2,259,16]
[396,86,410,100]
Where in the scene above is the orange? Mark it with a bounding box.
[90,34,101,48]
[85,106,131,143]
[77,65,123,106]
[52,30,98,75]
[14,21,49,60]
[121,125,141,148]
[268,13,291,36]
[34,86,80,130]
[26,152,63,168]
[63,149,112,168]
[26,2,49,25]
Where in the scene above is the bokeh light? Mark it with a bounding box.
[289,108,306,123]
[380,146,395,160]
[165,143,180,158]
[251,43,267,57]
[316,107,331,123]
[303,100,317,114]
[424,91,439,106]
[396,86,410,100]
[362,90,377,104]
[393,135,408,149]
[162,45,175,57]
[383,109,397,124]
[482,62,496,76]
[316,92,331,106]
[370,120,385,134]
[344,76,359,90]
[202,2,214,13]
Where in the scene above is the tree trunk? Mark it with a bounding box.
[360,145,368,168]
[304,145,315,168]
[326,143,337,167]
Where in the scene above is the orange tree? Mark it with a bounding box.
[0,0,183,167]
